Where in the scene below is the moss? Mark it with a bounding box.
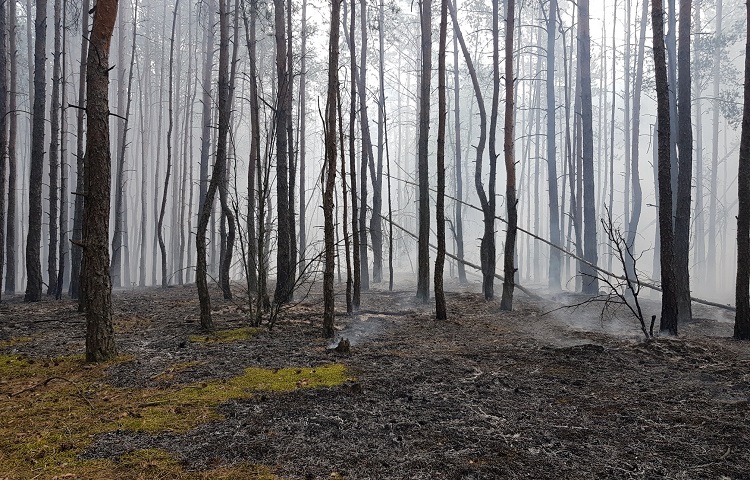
[189,327,262,344]
[0,337,33,349]
[0,354,348,478]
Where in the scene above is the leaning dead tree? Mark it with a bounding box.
[83,0,119,362]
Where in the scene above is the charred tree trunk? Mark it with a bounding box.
[500,0,517,310]
[46,0,63,296]
[735,0,750,341]
[241,0,258,292]
[357,0,371,291]
[274,0,293,305]
[652,0,679,335]
[323,0,340,338]
[434,0,447,320]
[57,0,69,297]
[416,0,432,303]
[25,0,48,302]
[197,0,231,332]
[83,0,119,362]
[674,0,693,323]
[708,0,723,287]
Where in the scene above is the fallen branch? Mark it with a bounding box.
[10,376,94,409]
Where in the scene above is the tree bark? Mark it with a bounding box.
[323,0,340,338]
[241,0,258,292]
[348,0,361,310]
[5,0,18,295]
[434,0,447,320]
[735,0,750,341]
[83,0,119,362]
[197,0,231,332]
[298,0,308,277]
[675,0,693,323]
[0,0,7,302]
[274,0,293,305]
[652,0,679,335]
[416,0,432,303]
[500,0,517,310]
[25,0,47,302]
[708,0,723,287]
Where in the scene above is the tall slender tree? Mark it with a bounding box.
[500,0,517,310]
[0,0,7,302]
[578,0,598,295]
[25,0,48,302]
[197,0,231,332]
[434,0,447,320]
[545,0,561,291]
[675,0,693,322]
[452,0,466,285]
[322,0,340,338]
[416,0,432,303]
[274,0,293,304]
[5,0,18,295]
[652,0,679,335]
[83,0,119,362]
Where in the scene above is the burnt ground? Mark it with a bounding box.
[1,278,749,479]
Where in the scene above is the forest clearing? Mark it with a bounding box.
[1,280,748,479]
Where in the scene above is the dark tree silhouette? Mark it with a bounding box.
[83,0,119,362]
[735,1,750,341]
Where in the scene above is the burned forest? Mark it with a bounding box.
[1,0,750,478]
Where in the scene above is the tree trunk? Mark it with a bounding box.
[434,0,447,320]
[416,0,432,303]
[111,0,137,289]
[83,0,119,362]
[25,0,47,302]
[500,0,517,310]
[274,0,293,305]
[337,87,352,314]
[578,0,599,295]
[356,0,371,292]
[652,0,679,335]
[452,3,466,284]
[449,0,486,295]
[348,0,361,310]
[46,0,63,296]
[674,0,693,323]
[157,0,180,288]
[0,0,7,302]
[57,0,69,297]
[5,0,17,294]
[298,0,308,277]
[667,0,678,214]
[546,0,561,291]
[708,0,723,287]
[323,0,340,338]
[197,0,231,332]
[370,0,385,285]
[735,0,750,340]
[241,0,258,292]
[626,0,648,283]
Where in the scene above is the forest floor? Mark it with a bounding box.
[0,277,749,479]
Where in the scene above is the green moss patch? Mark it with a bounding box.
[0,354,349,478]
[189,327,262,344]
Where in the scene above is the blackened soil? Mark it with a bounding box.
[2,281,749,479]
